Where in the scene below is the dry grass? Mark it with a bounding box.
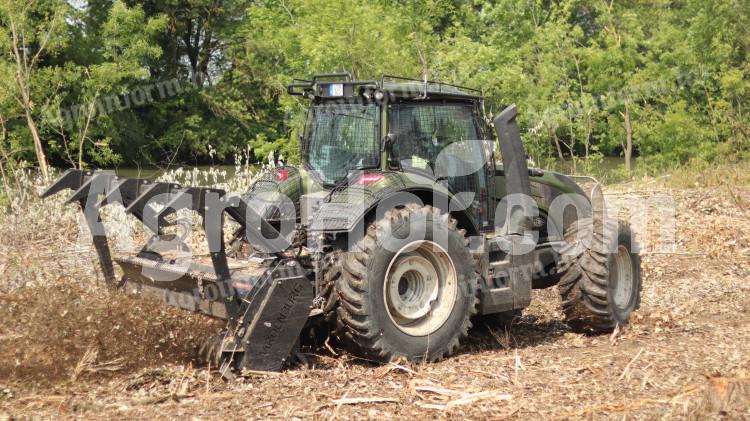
[0,168,749,419]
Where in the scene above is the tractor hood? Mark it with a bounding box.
[308,170,468,233]
[244,165,323,222]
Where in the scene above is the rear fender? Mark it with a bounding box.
[309,182,479,240]
[358,187,479,236]
[528,171,593,241]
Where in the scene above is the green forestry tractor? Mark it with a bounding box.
[43,74,641,378]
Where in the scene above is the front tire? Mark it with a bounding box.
[334,204,478,362]
[557,218,641,333]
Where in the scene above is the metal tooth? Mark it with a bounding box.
[40,169,82,198]
[96,177,129,208]
[198,331,247,372]
[125,183,174,232]
[196,336,211,363]
[65,176,94,205]
[157,190,190,227]
[207,339,220,367]
[197,333,223,367]
[125,183,169,214]
[67,173,120,206]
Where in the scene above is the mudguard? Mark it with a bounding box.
[308,170,479,235]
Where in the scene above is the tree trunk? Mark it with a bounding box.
[564,142,577,173]
[584,137,590,160]
[584,113,592,160]
[197,13,214,87]
[24,104,50,181]
[623,101,633,173]
[9,16,50,181]
[0,117,11,202]
[552,131,564,162]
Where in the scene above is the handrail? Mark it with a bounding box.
[380,74,482,95]
[311,72,352,82]
[286,74,483,98]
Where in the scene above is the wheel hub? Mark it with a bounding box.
[384,241,457,336]
[611,245,634,309]
[387,255,439,321]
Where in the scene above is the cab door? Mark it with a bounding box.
[388,100,492,230]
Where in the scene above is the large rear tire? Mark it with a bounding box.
[334,204,478,362]
[557,218,641,333]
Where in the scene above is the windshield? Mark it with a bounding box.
[305,103,379,184]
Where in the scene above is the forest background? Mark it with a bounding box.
[0,0,748,184]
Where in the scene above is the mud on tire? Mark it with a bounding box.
[334,204,478,362]
[557,218,641,333]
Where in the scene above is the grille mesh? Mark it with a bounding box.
[391,103,483,195]
[305,104,379,184]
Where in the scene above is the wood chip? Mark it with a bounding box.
[417,390,513,411]
[414,385,464,397]
[330,397,399,405]
[619,347,645,380]
[445,391,512,409]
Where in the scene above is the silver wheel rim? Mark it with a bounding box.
[611,245,634,309]
[383,240,458,336]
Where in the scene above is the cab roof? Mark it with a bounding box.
[287,73,483,101]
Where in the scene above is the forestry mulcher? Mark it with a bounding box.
[44,74,641,377]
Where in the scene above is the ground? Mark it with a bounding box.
[0,182,749,420]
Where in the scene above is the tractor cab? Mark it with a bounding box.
[289,74,495,231]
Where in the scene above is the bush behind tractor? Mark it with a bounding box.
[43,74,641,378]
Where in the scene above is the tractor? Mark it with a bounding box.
[43,74,641,377]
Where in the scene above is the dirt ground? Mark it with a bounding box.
[1,184,749,420]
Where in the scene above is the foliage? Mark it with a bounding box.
[0,0,747,175]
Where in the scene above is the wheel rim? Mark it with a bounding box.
[611,245,635,310]
[384,240,458,336]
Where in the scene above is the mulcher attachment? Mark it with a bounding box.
[42,169,314,375]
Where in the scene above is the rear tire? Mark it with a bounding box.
[334,204,478,362]
[557,218,641,333]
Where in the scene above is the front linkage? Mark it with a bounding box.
[42,170,314,377]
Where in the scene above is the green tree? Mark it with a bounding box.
[1,0,749,173]
[0,0,70,180]
[43,2,167,168]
